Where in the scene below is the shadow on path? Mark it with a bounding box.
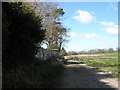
[57,59,118,89]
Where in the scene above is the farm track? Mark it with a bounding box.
[57,60,119,89]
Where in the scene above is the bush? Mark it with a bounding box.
[2,2,45,69]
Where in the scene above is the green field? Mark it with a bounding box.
[65,52,119,79]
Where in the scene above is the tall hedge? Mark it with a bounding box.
[2,2,45,68]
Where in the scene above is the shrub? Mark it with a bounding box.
[2,2,45,69]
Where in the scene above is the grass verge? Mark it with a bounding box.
[66,53,119,79]
[3,58,65,88]
[78,58,118,79]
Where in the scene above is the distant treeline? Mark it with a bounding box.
[67,48,119,55]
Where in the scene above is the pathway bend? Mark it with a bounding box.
[57,59,119,89]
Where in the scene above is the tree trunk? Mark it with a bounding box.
[58,42,62,52]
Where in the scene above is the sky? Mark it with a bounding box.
[56,2,119,52]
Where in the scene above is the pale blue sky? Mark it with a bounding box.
[57,2,118,52]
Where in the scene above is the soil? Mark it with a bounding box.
[56,60,119,89]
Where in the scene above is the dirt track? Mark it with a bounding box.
[57,60,119,89]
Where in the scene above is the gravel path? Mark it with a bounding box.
[57,60,119,89]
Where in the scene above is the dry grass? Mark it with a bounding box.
[65,54,100,59]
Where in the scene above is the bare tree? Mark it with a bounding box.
[32,2,69,51]
[108,48,114,53]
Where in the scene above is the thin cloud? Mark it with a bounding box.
[80,33,97,38]
[108,2,118,11]
[102,25,118,35]
[73,10,96,24]
[99,21,114,26]
[96,36,108,40]
[100,21,118,35]
[80,33,108,40]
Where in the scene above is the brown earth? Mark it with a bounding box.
[56,60,119,89]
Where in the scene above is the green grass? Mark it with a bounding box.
[82,59,118,78]
[66,52,118,58]
[67,52,119,79]
[82,60,118,78]
[3,58,65,88]
[96,52,118,57]
[40,63,65,88]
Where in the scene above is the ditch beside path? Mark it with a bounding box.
[57,60,119,89]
